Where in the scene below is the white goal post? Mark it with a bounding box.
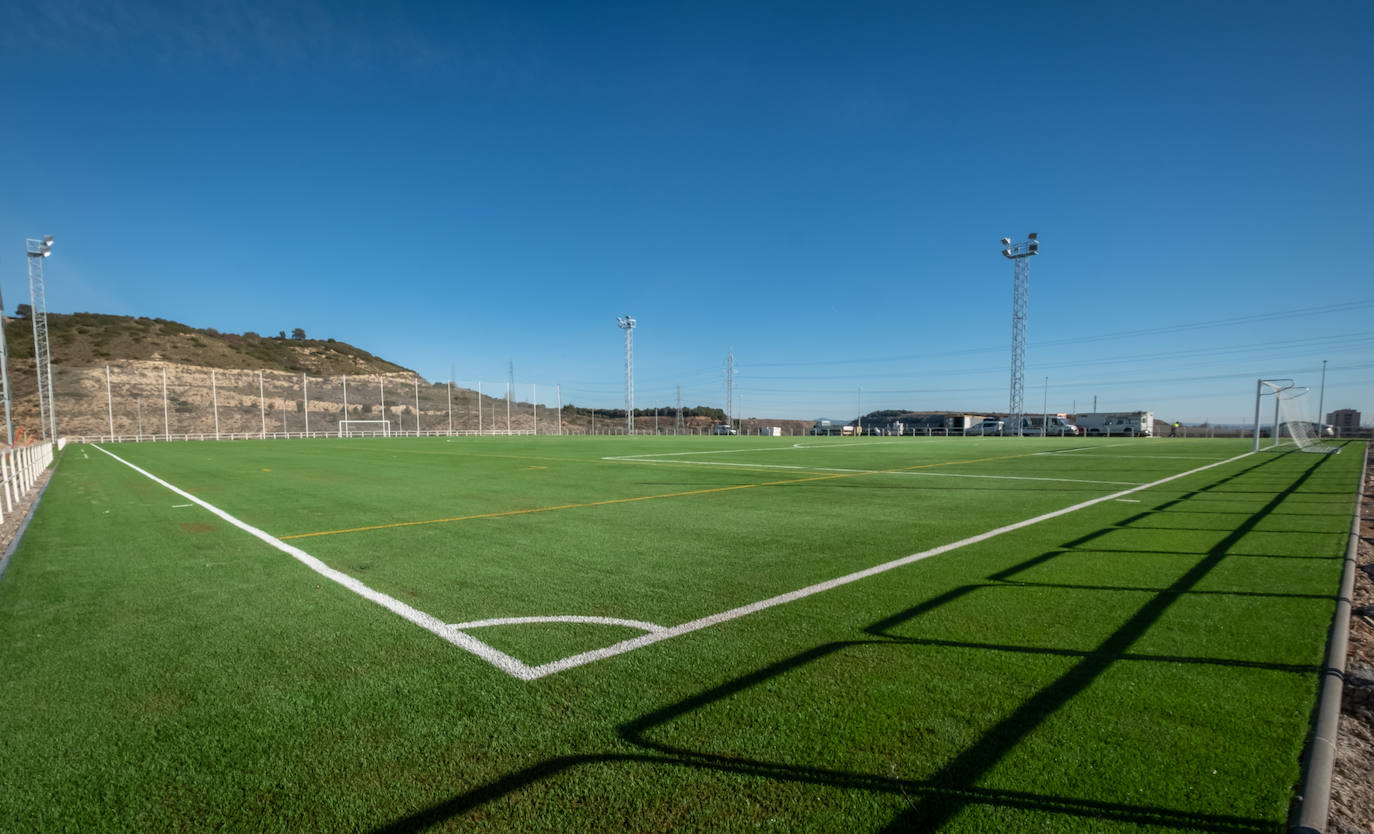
[338,419,392,438]
[1253,379,1339,454]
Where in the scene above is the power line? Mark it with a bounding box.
[744,297,1374,370]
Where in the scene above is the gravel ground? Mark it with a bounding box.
[0,467,52,570]
[1329,452,1374,834]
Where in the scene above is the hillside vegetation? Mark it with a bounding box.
[4,312,412,376]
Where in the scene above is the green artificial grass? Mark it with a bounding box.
[0,435,1362,832]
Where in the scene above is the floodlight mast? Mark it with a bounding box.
[1000,233,1038,437]
[26,236,57,442]
[617,315,636,435]
[725,350,734,431]
[0,279,13,445]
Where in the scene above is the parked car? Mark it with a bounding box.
[965,418,1005,436]
[713,424,737,435]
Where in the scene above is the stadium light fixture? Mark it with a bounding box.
[25,235,58,441]
[26,235,53,259]
[1001,233,1039,437]
[617,315,636,435]
[0,280,10,444]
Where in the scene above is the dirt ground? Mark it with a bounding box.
[1329,451,1374,834]
[0,467,51,569]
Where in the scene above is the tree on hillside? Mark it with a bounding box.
[291,328,306,340]
[14,304,31,319]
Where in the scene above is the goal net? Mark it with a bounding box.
[338,419,392,438]
[1255,380,1339,454]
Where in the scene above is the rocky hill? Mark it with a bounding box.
[4,312,412,376]
[0,312,774,440]
[1,312,448,440]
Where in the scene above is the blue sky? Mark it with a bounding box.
[1,1,1370,424]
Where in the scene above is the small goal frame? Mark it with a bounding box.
[338,419,392,438]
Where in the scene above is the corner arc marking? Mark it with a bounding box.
[450,615,668,634]
[91,443,1256,683]
[521,449,1256,679]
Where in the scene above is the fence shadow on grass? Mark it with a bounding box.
[372,451,1337,834]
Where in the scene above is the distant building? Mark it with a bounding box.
[1326,409,1362,436]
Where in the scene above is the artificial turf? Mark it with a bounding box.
[0,435,1362,832]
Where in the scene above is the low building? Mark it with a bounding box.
[1326,409,1362,436]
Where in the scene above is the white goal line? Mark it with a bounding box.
[604,455,1141,487]
[91,444,1254,682]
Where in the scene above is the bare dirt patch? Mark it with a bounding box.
[1329,451,1374,834]
[0,467,53,565]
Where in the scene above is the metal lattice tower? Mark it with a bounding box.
[26,236,57,442]
[674,385,683,435]
[507,360,515,433]
[0,270,13,445]
[617,315,636,434]
[1000,233,1038,437]
[725,350,734,428]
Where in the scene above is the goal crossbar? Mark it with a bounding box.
[338,419,392,437]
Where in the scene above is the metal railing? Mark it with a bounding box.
[66,430,540,443]
[1,441,55,524]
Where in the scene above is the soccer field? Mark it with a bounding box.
[0,435,1363,832]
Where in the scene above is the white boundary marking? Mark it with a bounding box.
[93,443,1253,682]
[1054,452,1247,461]
[612,445,820,460]
[604,455,1140,487]
[1033,443,1133,455]
[92,444,540,680]
[521,450,1254,678]
[450,615,668,633]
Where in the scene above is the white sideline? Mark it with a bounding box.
[521,449,1256,679]
[604,455,1140,487]
[93,444,1253,682]
[91,445,541,680]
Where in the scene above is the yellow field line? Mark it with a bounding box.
[279,450,1039,541]
[279,473,848,539]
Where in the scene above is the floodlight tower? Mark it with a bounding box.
[1000,233,1038,437]
[26,236,57,442]
[0,274,13,445]
[618,315,636,434]
[725,350,734,429]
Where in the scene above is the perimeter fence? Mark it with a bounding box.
[38,363,730,443]
[0,441,54,525]
[38,363,567,441]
